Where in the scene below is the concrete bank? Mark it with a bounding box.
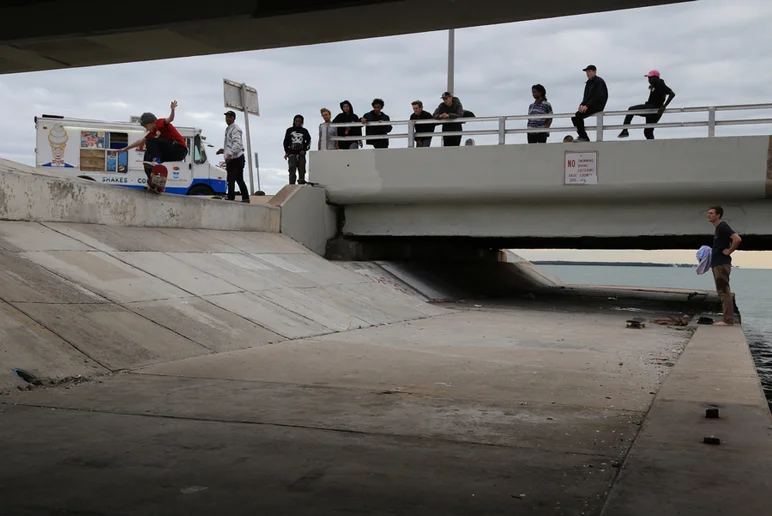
[0,220,444,391]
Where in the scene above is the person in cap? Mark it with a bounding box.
[618,70,676,140]
[216,110,249,202]
[116,100,188,181]
[433,91,465,147]
[571,66,608,142]
[283,114,312,185]
[361,98,393,149]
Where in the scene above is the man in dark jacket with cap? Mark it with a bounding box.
[283,114,311,185]
[571,65,608,142]
[332,100,362,150]
[433,92,465,147]
[361,98,393,149]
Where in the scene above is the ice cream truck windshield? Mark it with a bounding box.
[34,115,227,196]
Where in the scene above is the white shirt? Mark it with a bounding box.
[224,123,244,159]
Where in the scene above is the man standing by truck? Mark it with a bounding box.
[216,110,250,202]
[117,101,188,176]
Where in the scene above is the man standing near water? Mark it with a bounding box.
[707,206,742,326]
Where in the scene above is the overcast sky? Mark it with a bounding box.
[1,0,771,267]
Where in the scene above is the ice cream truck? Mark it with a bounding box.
[34,115,227,196]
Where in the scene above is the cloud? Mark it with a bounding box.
[2,0,772,196]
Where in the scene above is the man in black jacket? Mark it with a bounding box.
[283,114,311,185]
[361,98,393,149]
[572,65,608,142]
[410,100,435,147]
[332,100,362,150]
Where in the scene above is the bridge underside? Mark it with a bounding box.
[1,0,690,74]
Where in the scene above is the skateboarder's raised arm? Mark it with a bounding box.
[165,100,178,125]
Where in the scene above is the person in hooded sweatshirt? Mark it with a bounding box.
[360,98,393,149]
[433,91,465,147]
[283,114,312,185]
[332,100,362,150]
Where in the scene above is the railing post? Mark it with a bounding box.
[596,112,604,142]
[708,107,716,137]
[320,123,328,151]
[498,117,506,145]
[407,120,415,148]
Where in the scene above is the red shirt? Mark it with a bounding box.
[145,118,186,148]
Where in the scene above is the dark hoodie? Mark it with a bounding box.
[332,100,362,139]
[362,105,393,148]
[283,115,311,155]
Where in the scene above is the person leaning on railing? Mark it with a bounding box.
[433,91,465,147]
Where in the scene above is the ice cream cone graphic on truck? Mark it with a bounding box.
[44,124,73,167]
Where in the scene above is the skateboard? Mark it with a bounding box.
[140,161,168,194]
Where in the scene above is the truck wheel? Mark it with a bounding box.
[187,184,214,196]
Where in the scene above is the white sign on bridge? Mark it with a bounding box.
[564,151,598,185]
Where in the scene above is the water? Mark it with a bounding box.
[539,264,772,411]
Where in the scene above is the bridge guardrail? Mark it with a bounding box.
[319,103,772,148]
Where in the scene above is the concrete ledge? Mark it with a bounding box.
[0,159,280,232]
[601,326,772,516]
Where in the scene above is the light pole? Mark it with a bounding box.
[447,29,455,94]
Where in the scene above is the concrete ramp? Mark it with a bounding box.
[0,221,447,390]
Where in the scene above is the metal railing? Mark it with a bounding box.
[318,103,772,149]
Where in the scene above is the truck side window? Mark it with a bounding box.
[193,135,207,165]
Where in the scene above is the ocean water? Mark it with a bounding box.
[539,265,772,410]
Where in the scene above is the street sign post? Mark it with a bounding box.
[223,79,264,195]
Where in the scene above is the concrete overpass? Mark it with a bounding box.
[1,0,691,74]
[311,104,772,254]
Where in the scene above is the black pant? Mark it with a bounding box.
[442,122,463,147]
[571,109,600,140]
[287,153,306,185]
[143,138,188,179]
[623,104,663,139]
[369,140,389,149]
[527,132,549,144]
[226,155,249,201]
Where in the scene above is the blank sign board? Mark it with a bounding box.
[223,79,260,116]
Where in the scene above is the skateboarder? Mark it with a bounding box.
[116,101,188,181]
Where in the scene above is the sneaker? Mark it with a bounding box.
[618,130,629,138]
[298,179,307,185]
[241,198,250,203]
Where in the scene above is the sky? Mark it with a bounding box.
[1,0,771,268]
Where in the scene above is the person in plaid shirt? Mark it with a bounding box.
[527,84,553,144]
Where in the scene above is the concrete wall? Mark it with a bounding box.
[0,159,280,232]
[311,136,772,204]
[269,185,338,256]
